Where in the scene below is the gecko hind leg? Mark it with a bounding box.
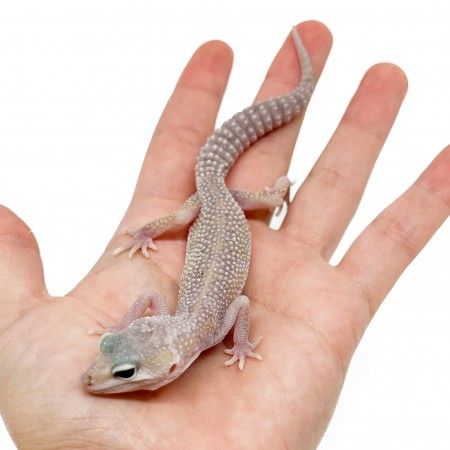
[113,194,201,258]
[231,175,291,215]
[113,176,291,259]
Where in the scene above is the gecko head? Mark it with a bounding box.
[82,316,192,394]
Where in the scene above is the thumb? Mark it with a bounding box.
[0,205,48,333]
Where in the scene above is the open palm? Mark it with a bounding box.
[1,21,449,449]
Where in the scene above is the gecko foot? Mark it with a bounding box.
[224,336,263,370]
[264,176,292,216]
[113,226,158,258]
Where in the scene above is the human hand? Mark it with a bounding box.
[0,21,448,449]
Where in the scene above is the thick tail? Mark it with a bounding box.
[195,27,314,188]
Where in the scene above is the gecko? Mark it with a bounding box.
[82,27,314,394]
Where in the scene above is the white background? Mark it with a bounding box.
[0,0,449,448]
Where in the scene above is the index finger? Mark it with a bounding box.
[132,40,233,205]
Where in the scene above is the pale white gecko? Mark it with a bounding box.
[82,27,314,394]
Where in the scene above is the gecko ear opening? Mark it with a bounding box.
[112,363,137,380]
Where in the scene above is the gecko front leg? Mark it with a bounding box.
[213,295,263,370]
[88,289,172,335]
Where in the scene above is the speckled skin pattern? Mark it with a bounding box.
[82,28,314,394]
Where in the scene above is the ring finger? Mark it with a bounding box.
[282,63,408,260]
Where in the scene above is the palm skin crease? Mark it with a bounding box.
[0,21,449,449]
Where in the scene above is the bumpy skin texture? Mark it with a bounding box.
[82,28,314,394]
[4,20,447,449]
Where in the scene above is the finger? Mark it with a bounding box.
[282,63,408,259]
[339,145,450,317]
[132,40,233,204]
[228,21,332,191]
[0,205,48,332]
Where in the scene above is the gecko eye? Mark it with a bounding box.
[112,363,137,380]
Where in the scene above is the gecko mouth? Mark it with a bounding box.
[81,366,172,394]
[82,372,149,394]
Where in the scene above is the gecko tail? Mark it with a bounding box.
[195,27,315,187]
[291,26,314,87]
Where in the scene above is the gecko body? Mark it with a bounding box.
[82,28,314,394]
